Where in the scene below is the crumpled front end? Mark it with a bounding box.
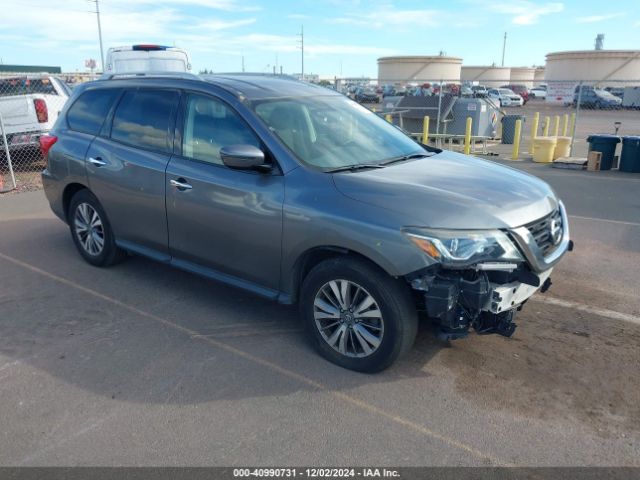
[406,202,572,340]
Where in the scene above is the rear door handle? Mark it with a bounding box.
[170,178,193,191]
[88,157,106,167]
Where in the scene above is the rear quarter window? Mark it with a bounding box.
[67,88,120,135]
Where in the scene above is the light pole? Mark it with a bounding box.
[88,0,105,71]
[297,25,304,80]
[501,32,507,67]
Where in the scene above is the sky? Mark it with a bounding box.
[0,0,639,77]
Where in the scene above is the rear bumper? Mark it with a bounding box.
[41,169,66,222]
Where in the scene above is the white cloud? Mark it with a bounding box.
[286,14,310,20]
[576,13,624,24]
[328,7,441,28]
[188,18,257,31]
[487,1,564,25]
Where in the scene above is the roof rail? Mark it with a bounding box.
[98,71,201,81]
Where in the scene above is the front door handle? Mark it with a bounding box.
[88,157,106,167]
[170,178,193,191]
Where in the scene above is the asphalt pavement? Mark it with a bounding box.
[0,162,639,466]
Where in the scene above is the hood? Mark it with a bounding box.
[332,152,558,229]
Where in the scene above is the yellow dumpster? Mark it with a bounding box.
[553,136,572,160]
[532,137,557,163]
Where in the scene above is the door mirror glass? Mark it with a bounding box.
[220,144,266,170]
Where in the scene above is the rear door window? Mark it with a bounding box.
[66,88,120,135]
[111,89,179,153]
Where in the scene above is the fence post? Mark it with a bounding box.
[543,116,550,137]
[553,115,560,137]
[464,117,472,155]
[422,116,429,144]
[530,112,539,154]
[570,81,583,156]
[0,112,17,191]
[436,80,443,136]
[562,114,569,136]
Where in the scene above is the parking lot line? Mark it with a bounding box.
[532,295,640,325]
[0,250,501,466]
[569,215,640,227]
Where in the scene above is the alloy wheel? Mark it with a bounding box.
[74,202,105,256]
[313,279,384,358]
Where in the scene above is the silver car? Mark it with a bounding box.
[41,73,571,372]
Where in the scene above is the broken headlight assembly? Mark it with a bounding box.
[403,228,524,268]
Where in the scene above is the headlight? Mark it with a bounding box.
[403,228,523,267]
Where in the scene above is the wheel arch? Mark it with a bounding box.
[62,182,91,222]
[283,246,397,305]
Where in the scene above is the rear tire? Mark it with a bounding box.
[300,257,418,373]
[68,189,126,267]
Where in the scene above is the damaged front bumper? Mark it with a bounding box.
[407,203,572,340]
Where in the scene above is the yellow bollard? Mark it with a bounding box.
[422,116,430,144]
[372,107,376,113]
[530,112,539,154]
[464,117,472,155]
[569,112,576,137]
[562,114,568,136]
[385,114,392,123]
[511,119,522,160]
[553,115,560,137]
[543,116,550,137]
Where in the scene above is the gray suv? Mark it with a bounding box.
[41,73,571,372]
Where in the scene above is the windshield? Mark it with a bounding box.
[252,95,426,170]
[596,90,617,99]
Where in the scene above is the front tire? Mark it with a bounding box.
[68,189,126,267]
[300,257,418,373]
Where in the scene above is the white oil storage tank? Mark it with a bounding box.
[510,67,536,88]
[461,66,511,87]
[377,56,462,83]
[545,50,640,86]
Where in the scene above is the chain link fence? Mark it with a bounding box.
[334,77,640,162]
[0,73,71,193]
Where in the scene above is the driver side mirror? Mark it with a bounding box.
[220,144,271,172]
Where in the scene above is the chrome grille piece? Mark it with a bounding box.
[526,209,563,256]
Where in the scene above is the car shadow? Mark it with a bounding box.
[0,217,445,406]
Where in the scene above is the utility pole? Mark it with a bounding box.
[501,32,507,67]
[88,0,105,71]
[242,55,245,72]
[297,25,304,81]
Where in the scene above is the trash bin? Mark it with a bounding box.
[533,137,557,163]
[553,136,572,160]
[587,134,620,170]
[619,136,640,173]
[501,115,525,144]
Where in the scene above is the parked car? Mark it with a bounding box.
[41,73,571,372]
[460,85,474,97]
[488,88,524,107]
[529,87,547,99]
[104,44,191,74]
[471,85,488,98]
[0,75,70,162]
[573,87,622,109]
[501,84,530,103]
[604,87,624,99]
[354,86,379,103]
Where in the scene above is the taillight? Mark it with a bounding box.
[39,134,57,166]
[34,99,48,123]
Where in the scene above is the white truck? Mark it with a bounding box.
[0,75,70,162]
[104,45,191,74]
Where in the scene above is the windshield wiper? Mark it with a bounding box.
[380,152,434,166]
[325,164,386,173]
